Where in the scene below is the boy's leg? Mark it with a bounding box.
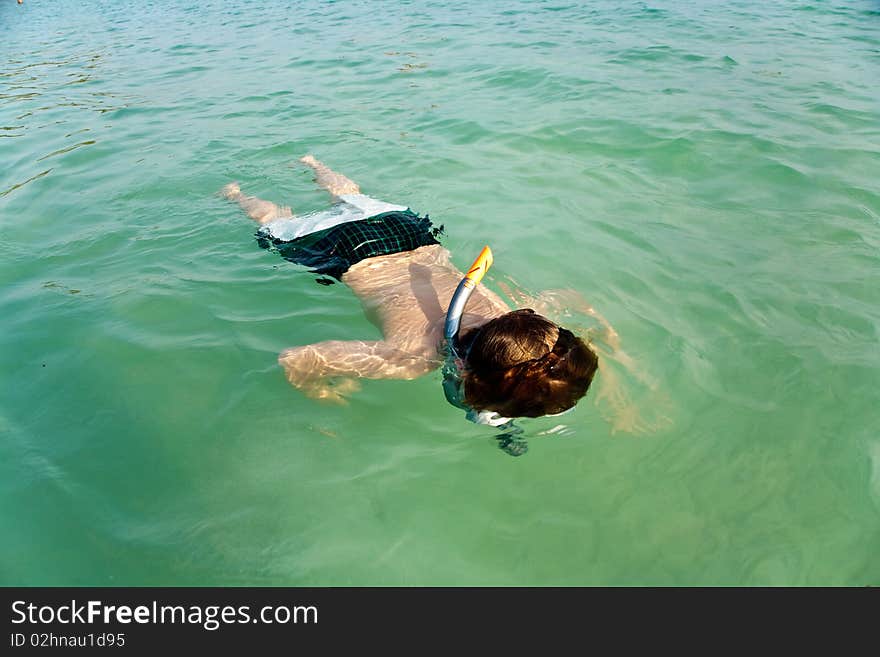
[300,155,360,198]
[222,183,292,224]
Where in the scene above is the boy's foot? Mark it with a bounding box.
[221,182,241,200]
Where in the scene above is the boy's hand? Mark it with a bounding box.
[279,346,362,404]
[300,377,362,405]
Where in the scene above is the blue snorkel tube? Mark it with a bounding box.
[444,245,494,355]
[443,246,495,417]
[442,247,518,432]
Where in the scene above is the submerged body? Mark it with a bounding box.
[224,155,601,416]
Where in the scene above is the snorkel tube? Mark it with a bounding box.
[444,245,494,355]
[442,244,493,413]
[442,245,513,428]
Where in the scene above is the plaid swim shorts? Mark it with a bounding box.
[256,209,444,283]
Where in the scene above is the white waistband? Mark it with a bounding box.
[261,194,408,242]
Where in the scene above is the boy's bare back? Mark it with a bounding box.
[344,243,511,358]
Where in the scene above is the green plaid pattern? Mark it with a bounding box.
[257,209,442,282]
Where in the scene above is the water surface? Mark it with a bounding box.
[1,0,879,585]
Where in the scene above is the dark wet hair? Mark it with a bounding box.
[458,309,599,418]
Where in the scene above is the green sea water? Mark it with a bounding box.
[2,0,879,585]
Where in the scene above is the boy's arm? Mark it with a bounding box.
[278,340,439,403]
[497,284,620,350]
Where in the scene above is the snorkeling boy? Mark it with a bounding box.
[223,155,600,426]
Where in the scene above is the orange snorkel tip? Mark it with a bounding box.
[464,245,493,287]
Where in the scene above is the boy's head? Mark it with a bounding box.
[458,309,599,418]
